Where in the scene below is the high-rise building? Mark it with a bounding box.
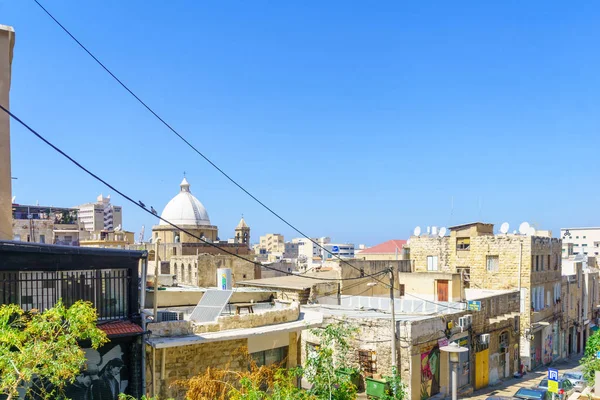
[77,194,123,232]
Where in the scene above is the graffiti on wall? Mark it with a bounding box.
[543,334,553,365]
[22,342,131,400]
[420,345,440,400]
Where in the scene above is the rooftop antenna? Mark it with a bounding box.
[413,226,421,237]
[518,222,530,235]
[439,227,447,237]
[500,222,509,234]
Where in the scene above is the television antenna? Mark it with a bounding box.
[439,227,447,237]
[413,226,421,237]
[500,222,509,234]
[518,222,530,235]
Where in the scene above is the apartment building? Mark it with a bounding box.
[408,222,562,370]
[561,227,600,257]
[78,194,123,232]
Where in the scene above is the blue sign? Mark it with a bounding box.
[596,351,600,359]
[332,246,339,252]
[548,368,559,381]
[467,300,481,311]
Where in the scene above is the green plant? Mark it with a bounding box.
[581,330,600,385]
[0,300,108,400]
[380,367,407,400]
[302,322,359,400]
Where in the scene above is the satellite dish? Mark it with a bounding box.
[426,226,431,234]
[432,226,438,235]
[528,226,536,236]
[513,230,517,234]
[413,226,421,236]
[519,222,530,235]
[11,196,16,203]
[439,227,447,237]
[500,222,509,234]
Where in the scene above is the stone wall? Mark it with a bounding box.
[170,253,257,286]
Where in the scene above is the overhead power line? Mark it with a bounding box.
[0,104,389,284]
[31,0,391,289]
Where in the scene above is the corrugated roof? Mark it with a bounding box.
[98,321,144,337]
[359,240,406,254]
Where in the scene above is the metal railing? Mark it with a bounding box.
[0,269,131,320]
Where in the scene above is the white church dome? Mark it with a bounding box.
[159,178,211,226]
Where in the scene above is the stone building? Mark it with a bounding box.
[408,221,562,371]
[145,301,322,399]
[561,254,600,356]
[169,253,259,287]
[11,203,82,245]
[0,24,14,241]
[303,290,520,399]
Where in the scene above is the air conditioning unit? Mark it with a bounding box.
[480,334,490,345]
[156,310,180,322]
[458,315,473,329]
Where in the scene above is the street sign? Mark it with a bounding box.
[548,368,559,381]
[332,246,339,252]
[467,300,481,311]
[548,368,559,394]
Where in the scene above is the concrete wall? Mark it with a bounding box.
[144,288,276,308]
[0,25,14,240]
[338,259,413,297]
[399,271,463,302]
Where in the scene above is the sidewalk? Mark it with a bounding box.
[465,355,583,400]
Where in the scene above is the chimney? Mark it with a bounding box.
[0,25,15,240]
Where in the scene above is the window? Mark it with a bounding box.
[546,290,551,308]
[39,234,45,244]
[499,331,509,352]
[486,256,499,272]
[583,236,587,239]
[358,350,377,377]
[398,284,405,297]
[540,256,544,270]
[251,346,289,367]
[583,244,588,247]
[456,237,470,251]
[576,236,579,239]
[427,256,438,271]
[554,254,559,270]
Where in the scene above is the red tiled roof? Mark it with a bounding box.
[98,321,144,337]
[359,240,407,254]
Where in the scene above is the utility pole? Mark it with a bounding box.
[153,238,161,320]
[389,267,397,370]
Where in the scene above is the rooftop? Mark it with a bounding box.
[238,270,339,290]
[464,288,518,300]
[358,239,407,254]
[448,222,492,230]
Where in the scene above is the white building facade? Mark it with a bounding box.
[78,194,123,232]
[561,227,600,257]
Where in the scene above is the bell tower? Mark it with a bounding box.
[235,216,250,247]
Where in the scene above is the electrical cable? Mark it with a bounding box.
[0,103,392,284]
[31,0,392,289]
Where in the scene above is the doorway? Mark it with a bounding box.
[437,280,449,302]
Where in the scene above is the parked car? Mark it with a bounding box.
[513,387,548,400]
[562,371,587,392]
[537,377,575,399]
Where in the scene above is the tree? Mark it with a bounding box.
[581,329,600,385]
[0,300,108,400]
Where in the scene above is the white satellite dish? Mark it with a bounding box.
[426,226,431,234]
[500,222,509,234]
[413,226,421,237]
[518,222,530,235]
[513,230,517,234]
[432,226,438,235]
[11,196,16,203]
[528,226,536,236]
[439,227,447,237]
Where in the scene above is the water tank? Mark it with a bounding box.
[216,268,232,290]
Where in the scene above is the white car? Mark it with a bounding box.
[562,371,586,392]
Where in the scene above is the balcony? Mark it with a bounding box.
[0,269,131,320]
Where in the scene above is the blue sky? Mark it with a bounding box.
[2,1,599,246]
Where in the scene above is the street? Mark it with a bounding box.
[465,356,583,400]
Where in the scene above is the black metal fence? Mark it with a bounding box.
[0,269,131,320]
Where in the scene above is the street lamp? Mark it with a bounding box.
[440,342,468,400]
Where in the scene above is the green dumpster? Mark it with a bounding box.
[336,368,360,388]
[365,377,390,398]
